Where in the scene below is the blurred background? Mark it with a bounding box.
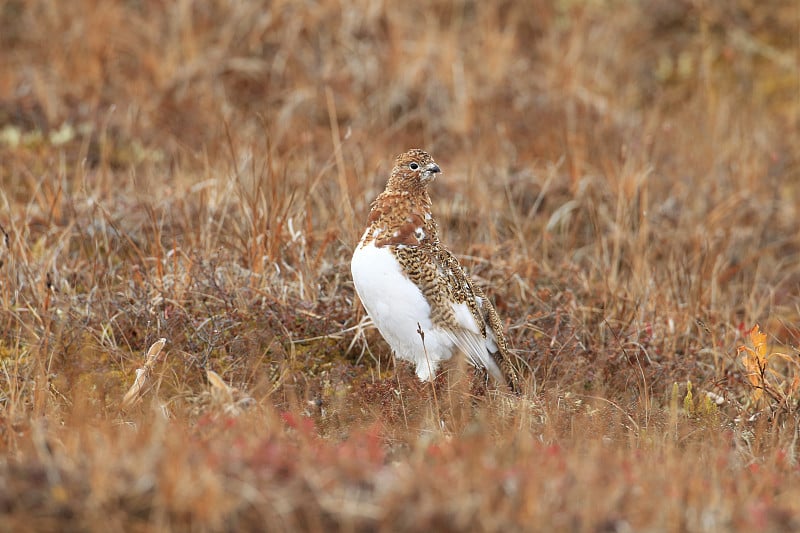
[1,0,796,173]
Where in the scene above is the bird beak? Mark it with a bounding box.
[422,162,441,182]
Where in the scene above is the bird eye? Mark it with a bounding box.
[409,162,419,170]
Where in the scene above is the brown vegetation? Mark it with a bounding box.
[1,0,799,530]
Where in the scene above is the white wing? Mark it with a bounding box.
[446,302,505,384]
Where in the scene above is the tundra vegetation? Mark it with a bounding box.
[1,1,799,530]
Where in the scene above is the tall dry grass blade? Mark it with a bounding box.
[325,86,354,233]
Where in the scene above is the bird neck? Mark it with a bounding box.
[361,190,438,248]
[368,190,432,224]
[385,175,430,197]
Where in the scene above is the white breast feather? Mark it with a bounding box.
[351,241,456,381]
[352,240,503,384]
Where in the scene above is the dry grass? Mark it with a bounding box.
[1,0,800,530]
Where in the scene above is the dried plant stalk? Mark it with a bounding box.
[206,369,234,404]
[121,338,167,411]
[206,369,255,415]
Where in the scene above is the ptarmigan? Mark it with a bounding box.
[351,149,520,391]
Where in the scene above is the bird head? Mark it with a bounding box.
[386,149,441,193]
